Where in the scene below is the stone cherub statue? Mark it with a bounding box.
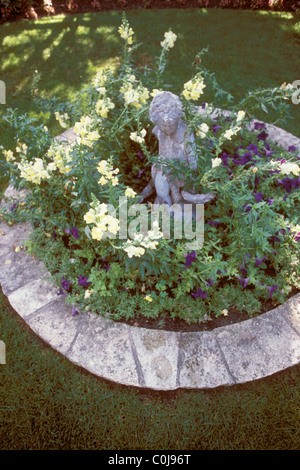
[139,91,215,207]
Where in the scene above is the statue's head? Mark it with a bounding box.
[149,91,183,135]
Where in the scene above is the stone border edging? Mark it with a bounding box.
[0,119,299,390]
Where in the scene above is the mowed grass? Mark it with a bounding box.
[1,290,300,450]
[0,8,300,450]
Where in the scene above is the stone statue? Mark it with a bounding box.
[139,91,215,207]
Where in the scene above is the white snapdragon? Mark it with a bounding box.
[212,157,222,168]
[160,31,177,50]
[223,125,241,140]
[196,123,209,138]
[130,128,147,144]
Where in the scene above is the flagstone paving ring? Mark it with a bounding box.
[0,119,300,391]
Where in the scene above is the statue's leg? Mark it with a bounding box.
[139,180,155,202]
[155,171,172,206]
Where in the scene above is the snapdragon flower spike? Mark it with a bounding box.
[184,250,197,267]
[78,275,91,287]
[65,227,79,239]
[191,288,208,299]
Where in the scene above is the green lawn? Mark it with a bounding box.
[0,8,300,450]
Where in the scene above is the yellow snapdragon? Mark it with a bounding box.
[183,74,206,101]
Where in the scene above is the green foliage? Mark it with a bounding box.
[1,14,299,325]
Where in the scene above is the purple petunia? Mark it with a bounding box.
[65,227,79,239]
[191,288,208,299]
[265,284,278,299]
[254,255,267,267]
[247,143,259,155]
[61,278,72,291]
[237,276,250,288]
[184,250,197,267]
[10,202,18,212]
[277,177,300,193]
[253,191,264,203]
[72,305,79,316]
[78,275,91,287]
[254,121,266,131]
[257,130,268,141]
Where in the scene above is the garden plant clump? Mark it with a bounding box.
[1,14,299,331]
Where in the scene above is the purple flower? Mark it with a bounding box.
[65,227,79,239]
[254,255,267,267]
[269,235,281,244]
[72,305,79,316]
[206,220,220,226]
[206,278,214,287]
[265,284,278,299]
[10,202,18,212]
[267,197,275,205]
[288,145,296,152]
[213,125,221,134]
[257,131,268,141]
[237,276,250,288]
[61,278,72,291]
[57,288,67,296]
[247,143,259,155]
[191,288,207,299]
[277,177,300,193]
[243,204,252,213]
[184,251,197,267]
[254,121,266,131]
[293,232,300,241]
[253,191,264,203]
[78,275,91,287]
[137,169,144,178]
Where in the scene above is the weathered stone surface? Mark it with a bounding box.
[277,293,300,336]
[129,327,179,390]
[55,127,77,143]
[7,278,58,318]
[0,185,29,211]
[0,249,47,296]
[26,297,82,355]
[67,311,140,387]
[177,331,235,389]
[0,221,32,250]
[215,309,300,383]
